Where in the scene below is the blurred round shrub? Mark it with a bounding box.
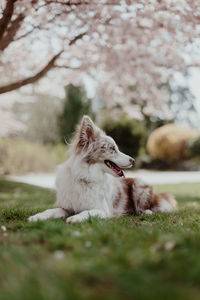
[188,136,200,157]
[147,124,199,162]
[101,116,147,158]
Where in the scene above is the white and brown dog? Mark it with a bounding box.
[28,116,177,223]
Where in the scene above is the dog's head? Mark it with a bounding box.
[70,116,134,177]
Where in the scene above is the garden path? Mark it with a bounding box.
[8,170,200,189]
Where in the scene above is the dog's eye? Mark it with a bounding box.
[101,144,106,152]
[110,146,116,152]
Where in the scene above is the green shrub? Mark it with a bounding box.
[188,136,200,157]
[57,84,93,143]
[101,116,147,158]
[0,139,67,176]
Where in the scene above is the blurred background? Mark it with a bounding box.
[0,0,200,177]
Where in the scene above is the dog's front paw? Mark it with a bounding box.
[66,215,84,224]
[28,213,43,222]
[28,215,39,222]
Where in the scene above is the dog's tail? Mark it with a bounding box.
[152,193,177,213]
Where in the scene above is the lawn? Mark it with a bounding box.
[0,179,200,300]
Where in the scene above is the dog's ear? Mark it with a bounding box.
[77,116,97,151]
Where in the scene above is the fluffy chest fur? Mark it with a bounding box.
[55,156,131,217]
[56,157,109,214]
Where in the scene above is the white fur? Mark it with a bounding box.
[28,208,68,222]
[55,155,127,221]
[66,209,107,223]
[157,199,174,213]
[144,209,153,215]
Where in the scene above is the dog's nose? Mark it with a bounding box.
[129,158,135,164]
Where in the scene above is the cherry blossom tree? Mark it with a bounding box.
[0,0,200,119]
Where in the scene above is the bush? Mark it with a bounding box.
[57,84,93,143]
[188,136,200,157]
[0,139,67,176]
[101,116,147,158]
[147,124,199,163]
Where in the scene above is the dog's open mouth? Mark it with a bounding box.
[104,160,125,177]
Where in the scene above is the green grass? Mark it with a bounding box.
[0,180,200,300]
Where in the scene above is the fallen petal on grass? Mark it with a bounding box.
[164,241,176,251]
[73,230,81,237]
[53,250,65,260]
[85,241,92,248]
[1,225,7,232]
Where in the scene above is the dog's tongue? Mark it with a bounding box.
[111,162,125,177]
[105,160,125,177]
[117,169,125,177]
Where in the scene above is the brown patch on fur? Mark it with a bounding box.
[140,184,151,189]
[151,193,160,210]
[156,193,177,208]
[78,178,91,185]
[77,125,95,150]
[158,192,172,200]
[123,179,166,213]
[74,117,97,153]
[135,184,154,211]
[150,192,177,211]
[84,144,100,164]
[123,178,137,215]
[84,155,96,164]
[113,188,122,209]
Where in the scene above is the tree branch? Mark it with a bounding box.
[35,0,118,11]
[0,31,86,94]
[0,0,17,42]
[0,51,63,94]
[69,32,87,45]
[14,27,36,41]
[0,13,24,51]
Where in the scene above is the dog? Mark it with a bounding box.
[28,116,177,223]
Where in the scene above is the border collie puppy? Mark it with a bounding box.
[28,116,177,223]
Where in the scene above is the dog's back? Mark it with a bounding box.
[106,177,177,216]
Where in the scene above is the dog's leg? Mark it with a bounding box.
[66,209,107,224]
[28,208,68,222]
